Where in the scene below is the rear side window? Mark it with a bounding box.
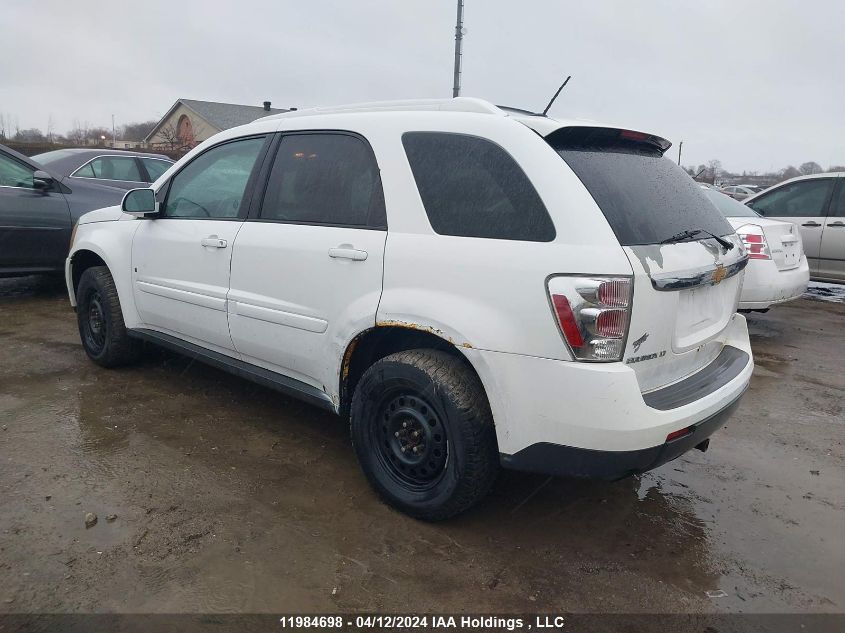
[260,133,386,228]
[141,158,171,182]
[402,132,555,242]
[75,156,143,182]
[553,134,734,246]
[746,179,834,218]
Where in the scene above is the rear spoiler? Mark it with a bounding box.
[545,126,672,156]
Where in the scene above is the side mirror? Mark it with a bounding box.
[121,188,158,217]
[32,170,54,192]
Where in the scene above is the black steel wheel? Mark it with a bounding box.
[76,266,140,367]
[350,349,498,521]
[373,391,449,490]
[81,289,107,354]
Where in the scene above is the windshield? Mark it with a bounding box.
[555,146,734,246]
[702,188,759,218]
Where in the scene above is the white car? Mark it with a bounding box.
[744,172,845,282]
[65,98,753,520]
[720,184,761,201]
[703,188,809,311]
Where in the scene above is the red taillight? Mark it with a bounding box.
[552,295,585,347]
[619,130,648,141]
[597,279,631,307]
[548,276,633,362]
[595,309,627,338]
[666,427,694,442]
[736,225,771,260]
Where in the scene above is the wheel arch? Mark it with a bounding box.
[338,324,487,419]
[68,249,107,301]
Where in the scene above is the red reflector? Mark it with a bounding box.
[552,294,584,347]
[666,427,694,442]
[595,309,627,338]
[743,234,763,243]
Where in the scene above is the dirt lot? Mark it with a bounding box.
[1,276,843,616]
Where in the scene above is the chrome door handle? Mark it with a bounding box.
[828,221,845,227]
[328,247,368,261]
[801,222,822,227]
[201,236,227,248]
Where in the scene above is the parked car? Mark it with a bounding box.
[702,188,808,310]
[32,149,174,190]
[744,173,844,282]
[720,185,761,201]
[0,143,127,277]
[65,98,753,519]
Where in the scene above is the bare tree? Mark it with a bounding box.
[14,128,47,143]
[799,161,823,176]
[780,166,801,181]
[120,120,158,142]
[152,119,208,156]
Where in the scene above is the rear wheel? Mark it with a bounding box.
[350,349,498,520]
[76,266,140,367]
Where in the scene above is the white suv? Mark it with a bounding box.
[66,98,753,520]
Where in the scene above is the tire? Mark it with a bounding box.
[350,349,499,521]
[76,266,140,368]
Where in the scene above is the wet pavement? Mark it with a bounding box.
[0,275,842,615]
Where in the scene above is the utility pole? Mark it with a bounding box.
[452,0,465,98]
[112,114,116,148]
[677,140,683,166]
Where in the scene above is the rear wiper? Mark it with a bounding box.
[661,229,734,251]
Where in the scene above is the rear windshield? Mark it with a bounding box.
[31,149,77,165]
[702,188,759,218]
[555,145,735,246]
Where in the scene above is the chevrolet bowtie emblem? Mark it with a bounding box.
[711,264,727,284]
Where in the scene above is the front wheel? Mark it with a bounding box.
[350,349,499,520]
[76,266,140,368]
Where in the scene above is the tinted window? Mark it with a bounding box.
[402,132,554,241]
[260,134,385,227]
[703,188,759,218]
[748,179,834,218]
[556,149,734,246]
[832,182,845,218]
[78,156,143,182]
[74,163,94,177]
[163,137,265,219]
[142,158,171,182]
[0,152,35,188]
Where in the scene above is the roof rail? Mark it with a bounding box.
[258,97,505,121]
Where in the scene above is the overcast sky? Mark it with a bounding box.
[2,0,842,172]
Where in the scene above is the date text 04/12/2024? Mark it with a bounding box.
[278,615,570,630]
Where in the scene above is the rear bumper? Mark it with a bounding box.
[462,313,753,478]
[738,256,809,310]
[500,388,745,480]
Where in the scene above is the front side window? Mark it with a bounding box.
[0,153,35,189]
[76,156,143,182]
[402,132,555,242]
[748,179,834,218]
[260,133,385,227]
[141,158,171,182]
[162,137,266,219]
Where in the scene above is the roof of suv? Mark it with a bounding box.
[255,97,665,145]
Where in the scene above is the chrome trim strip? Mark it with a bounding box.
[650,256,749,291]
